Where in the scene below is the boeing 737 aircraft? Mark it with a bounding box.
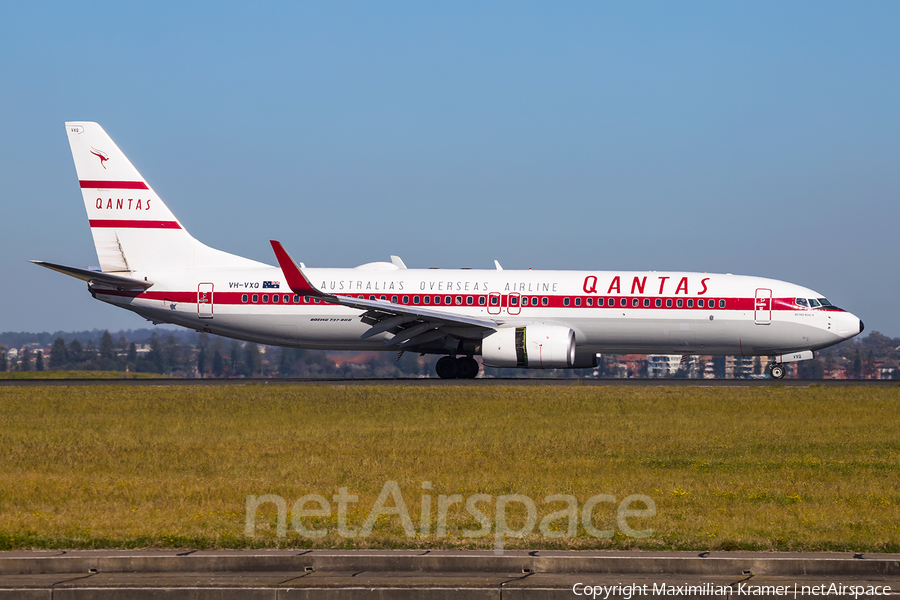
[34,122,864,379]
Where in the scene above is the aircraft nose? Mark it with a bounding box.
[837,312,863,339]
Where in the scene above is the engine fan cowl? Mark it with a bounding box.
[482,325,576,369]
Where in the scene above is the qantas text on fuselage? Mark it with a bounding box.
[33,122,864,379]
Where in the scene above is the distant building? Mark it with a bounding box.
[647,355,682,378]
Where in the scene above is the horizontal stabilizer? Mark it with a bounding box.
[30,261,153,290]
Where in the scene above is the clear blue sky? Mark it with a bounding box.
[2,2,898,336]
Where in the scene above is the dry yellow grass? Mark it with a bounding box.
[0,384,898,551]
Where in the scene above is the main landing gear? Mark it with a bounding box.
[436,356,480,379]
[768,363,786,379]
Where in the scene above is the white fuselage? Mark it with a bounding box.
[93,265,862,358]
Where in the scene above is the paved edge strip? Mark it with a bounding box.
[1,551,899,577]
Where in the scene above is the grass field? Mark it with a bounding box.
[0,384,898,552]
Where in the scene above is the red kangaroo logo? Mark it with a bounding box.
[90,147,109,169]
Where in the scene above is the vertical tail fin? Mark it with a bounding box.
[66,122,261,272]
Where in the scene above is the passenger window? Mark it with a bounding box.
[687,299,693,308]
[402,295,409,304]
[466,296,473,305]
[479,297,486,306]
[586,298,592,307]
[415,295,422,304]
[620,298,627,307]
[632,298,639,307]
[293,295,299,303]
[719,299,725,308]
[564,298,570,306]
[510,296,518,306]
[532,297,538,306]
[315,298,321,303]
[433,296,440,304]
[676,299,683,308]
[380,295,386,300]
[643,298,650,307]
[666,299,673,307]
[241,294,248,303]
[252,294,258,303]
[283,295,289,303]
[490,295,499,305]
[698,299,704,308]
[262,294,269,303]
[597,298,604,307]
[575,298,582,307]
[455,296,462,305]
[655,298,661,307]
[445,296,452,304]
[272,294,279,303]
[392,295,398,303]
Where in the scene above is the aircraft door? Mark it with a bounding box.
[507,292,521,315]
[487,292,501,315]
[198,283,214,319]
[754,288,771,325]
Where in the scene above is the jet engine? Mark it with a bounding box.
[482,325,576,369]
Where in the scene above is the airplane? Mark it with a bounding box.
[33,122,864,379]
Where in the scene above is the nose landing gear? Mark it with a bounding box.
[435,356,480,379]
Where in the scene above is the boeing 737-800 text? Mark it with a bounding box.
[33,122,864,379]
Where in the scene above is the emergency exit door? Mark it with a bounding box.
[198,283,214,319]
[754,288,771,325]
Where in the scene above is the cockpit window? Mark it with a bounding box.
[808,298,821,308]
[818,298,832,306]
[796,298,809,308]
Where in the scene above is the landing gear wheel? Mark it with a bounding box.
[455,357,473,379]
[436,356,459,379]
[769,364,785,379]
[458,357,480,379]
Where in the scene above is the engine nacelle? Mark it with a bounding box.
[482,325,576,369]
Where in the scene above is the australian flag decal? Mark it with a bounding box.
[263,281,281,289]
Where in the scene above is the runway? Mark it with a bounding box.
[0,377,896,387]
[1,549,898,599]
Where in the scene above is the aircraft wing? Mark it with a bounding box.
[31,260,153,290]
[270,241,500,348]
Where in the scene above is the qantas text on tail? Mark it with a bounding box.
[33,122,864,379]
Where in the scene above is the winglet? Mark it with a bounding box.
[269,241,324,297]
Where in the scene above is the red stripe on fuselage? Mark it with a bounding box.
[89,220,182,229]
[80,180,149,190]
[91,290,842,314]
